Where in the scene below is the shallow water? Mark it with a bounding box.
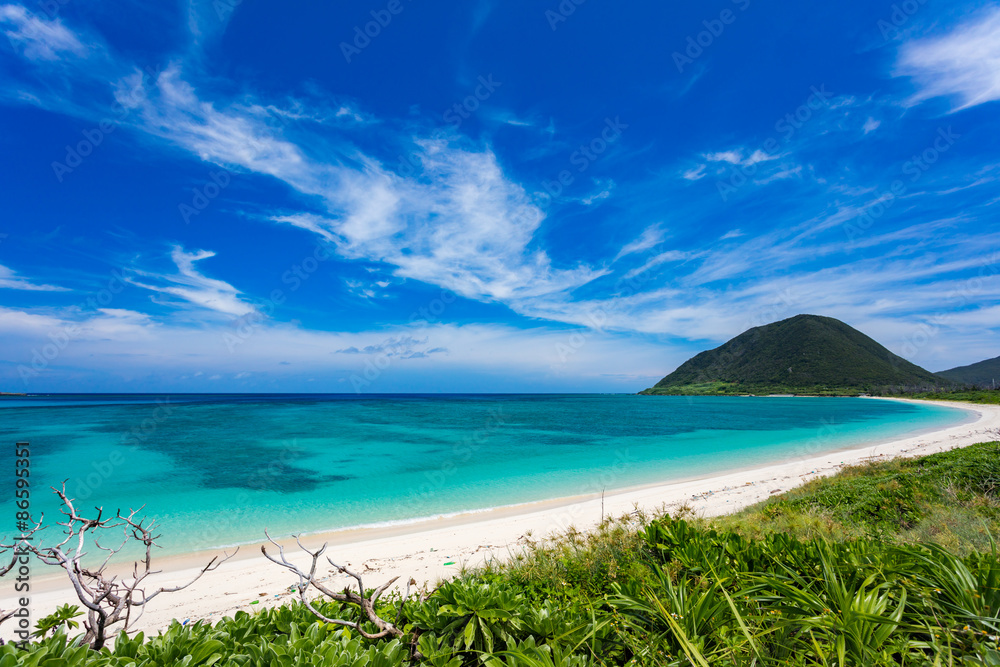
[0,394,969,555]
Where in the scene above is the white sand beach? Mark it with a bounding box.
[4,398,999,641]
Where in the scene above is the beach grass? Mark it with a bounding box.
[710,440,1000,553]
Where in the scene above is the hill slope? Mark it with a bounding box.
[641,314,949,395]
[937,355,1000,387]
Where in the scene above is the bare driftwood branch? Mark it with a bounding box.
[8,483,236,650]
[0,549,17,641]
[261,530,404,639]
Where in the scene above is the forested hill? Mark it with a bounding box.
[641,314,950,395]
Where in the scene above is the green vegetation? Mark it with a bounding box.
[938,356,1000,388]
[710,441,1000,553]
[5,444,1000,665]
[640,314,952,396]
[908,389,1000,405]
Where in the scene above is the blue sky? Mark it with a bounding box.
[1,0,998,393]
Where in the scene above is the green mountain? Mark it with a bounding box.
[640,314,950,395]
[937,355,1000,388]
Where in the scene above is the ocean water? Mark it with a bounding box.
[0,394,970,556]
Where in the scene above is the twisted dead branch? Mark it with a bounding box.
[261,530,407,640]
[5,483,236,650]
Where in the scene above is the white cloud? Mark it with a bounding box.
[581,189,611,205]
[343,278,389,301]
[489,109,537,128]
[745,149,777,165]
[579,178,615,206]
[0,303,675,392]
[296,140,605,304]
[682,165,706,180]
[705,148,779,168]
[863,117,881,134]
[614,224,667,261]
[84,309,157,337]
[622,250,690,280]
[0,4,86,61]
[0,264,70,291]
[689,148,781,183]
[0,305,65,331]
[896,7,1000,109]
[704,150,743,164]
[127,247,256,317]
[0,305,155,340]
[753,165,803,185]
[134,66,318,186]
[79,63,604,310]
[720,229,744,240]
[271,213,338,242]
[334,105,367,123]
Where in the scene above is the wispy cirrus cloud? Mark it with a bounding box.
[704,148,782,169]
[896,6,1000,110]
[0,264,70,291]
[304,140,606,303]
[0,9,604,313]
[126,247,256,317]
[614,223,667,261]
[682,165,706,181]
[622,251,692,281]
[0,4,86,61]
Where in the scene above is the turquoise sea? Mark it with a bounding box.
[0,394,971,556]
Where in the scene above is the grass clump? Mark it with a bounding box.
[712,441,1000,553]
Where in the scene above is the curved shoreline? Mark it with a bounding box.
[201,396,977,555]
[3,398,997,640]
